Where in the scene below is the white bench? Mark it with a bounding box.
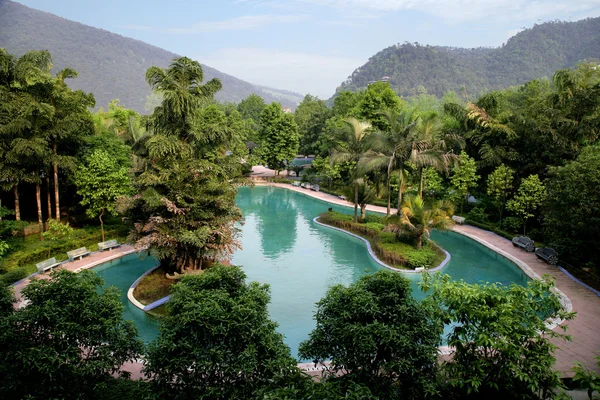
[36,257,61,273]
[98,239,121,252]
[451,215,466,225]
[67,247,91,261]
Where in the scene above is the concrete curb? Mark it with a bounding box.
[127,262,162,312]
[313,217,451,274]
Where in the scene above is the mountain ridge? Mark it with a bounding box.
[333,17,600,100]
[0,0,303,113]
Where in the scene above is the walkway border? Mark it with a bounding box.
[313,217,451,274]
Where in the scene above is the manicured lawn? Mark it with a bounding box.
[132,266,172,305]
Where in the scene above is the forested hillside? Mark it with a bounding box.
[0,0,302,113]
[334,17,600,99]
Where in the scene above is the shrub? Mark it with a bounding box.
[467,207,489,224]
[363,214,385,224]
[363,222,385,232]
[0,267,30,286]
[503,216,523,232]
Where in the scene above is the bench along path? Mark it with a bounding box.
[454,225,600,376]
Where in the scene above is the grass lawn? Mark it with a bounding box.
[318,211,446,270]
[132,265,172,306]
[0,222,129,285]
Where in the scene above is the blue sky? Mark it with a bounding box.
[16,0,600,98]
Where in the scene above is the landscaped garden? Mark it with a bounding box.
[0,48,599,399]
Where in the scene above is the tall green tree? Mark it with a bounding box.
[145,266,300,399]
[0,270,142,399]
[75,149,133,241]
[487,164,515,227]
[237,93,266,122]
[507,174,546,235]
[450,151,480,213]
[356,82,405,131]
[543,145,600,269]
[331,118,372,222]
[299,270,443,399]
[294,94,331,156]
[128,57,243,273]
[256,102,299,175]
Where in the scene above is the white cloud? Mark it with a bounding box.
[200,48,363,98]
[122,14,306,33]
[243,0,600,23]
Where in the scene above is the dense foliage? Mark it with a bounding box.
[334,18,600,100]
[0,270,142,399]
[145,266,300,399]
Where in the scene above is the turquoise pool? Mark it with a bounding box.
[96,185,530,356]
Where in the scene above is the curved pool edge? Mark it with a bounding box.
[313,217,451,274]
[127,263,168,312]
[452,228,573,330]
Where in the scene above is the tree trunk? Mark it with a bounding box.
[397,169,404,214]
[46,175,52,222]
[418,168,424,199]
[13,185,20,221]
[386,175,391,218]
[361,205,366,222]
[35,182,43,236]
[416,235,423,250]
[53,142,60,221]
[354,183,359,223]
[99,209,105,242]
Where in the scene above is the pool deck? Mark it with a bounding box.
[9,181,600,378]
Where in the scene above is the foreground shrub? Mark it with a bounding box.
[0,270,143,399]
[421,274,575,399]
[144,265,301,399]
[299,270,443,399]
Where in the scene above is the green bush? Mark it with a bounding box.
[467,207,489,224]
[0,267,30,286]
[363,214,385,224]
[502,216,523,232]
[378,242,438,268]
[363,222,385,232]
[465,219,515,241]
[269,177,292,184]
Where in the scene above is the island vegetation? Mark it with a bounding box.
[0,46,599,399]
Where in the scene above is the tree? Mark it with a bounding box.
[487,164,515,227]
[385,194,454,249]
[450,151,480,213]
[543,145,600,269]
[256,102,299,175]
[507,174,546,235]
[331,118,372,222]
[294,94,331,156]
[0,270,142,399]
[144,266,300,399]
[356,82,405,131]
[75,149,133,241]
[129,57,243,274]
[342,178,377,221]
[237,93,266,122]
[299,270,443,399]
[420,274,574,399]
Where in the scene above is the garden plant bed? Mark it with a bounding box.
[318,211,446,270]
[132,265,172,306]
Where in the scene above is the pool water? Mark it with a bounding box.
[96,185,529,357]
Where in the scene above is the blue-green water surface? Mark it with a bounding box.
[95,185,529,357]
[232,186,529,357]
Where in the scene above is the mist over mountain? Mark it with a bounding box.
[0,0,303,113]
[334,17,600,100]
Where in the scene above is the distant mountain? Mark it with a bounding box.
[333,17,600,100]
[0,0,303,113]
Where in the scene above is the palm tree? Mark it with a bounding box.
[331,118,372,223]
[146,57,222,140]
[385,195,454,249]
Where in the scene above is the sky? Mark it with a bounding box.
[15,0,600,99]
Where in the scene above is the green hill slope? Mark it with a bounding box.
[0,0,303,113]
[334,18,600,99]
